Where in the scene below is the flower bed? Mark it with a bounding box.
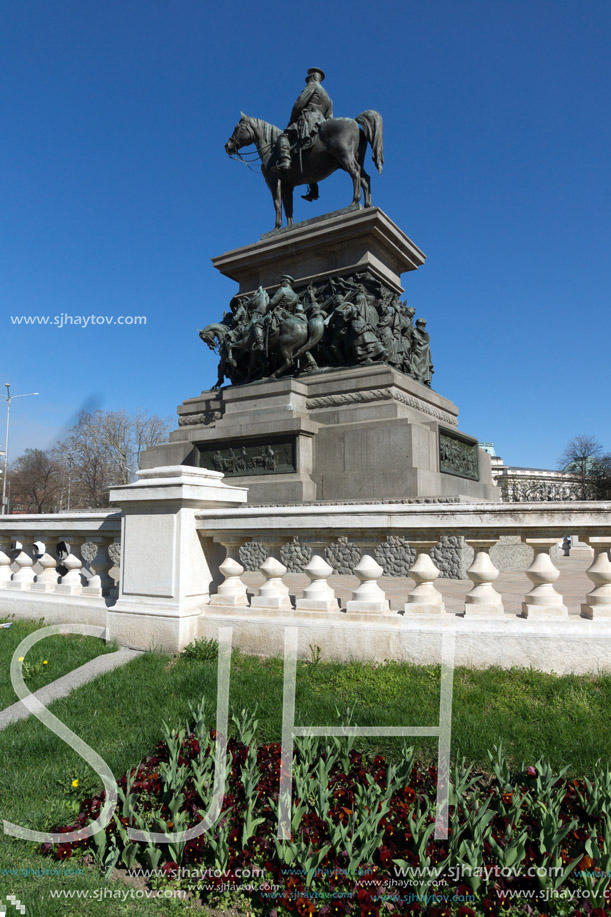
[43,704,611,916]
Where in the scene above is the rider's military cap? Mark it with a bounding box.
[307,68,325,81]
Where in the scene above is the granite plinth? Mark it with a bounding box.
[140,365,496,504]
[211,206,426,296]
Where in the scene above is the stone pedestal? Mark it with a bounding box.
[141,205,496,505]
[141,364,496,504]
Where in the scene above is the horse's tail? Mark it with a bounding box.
[355,110,384,174]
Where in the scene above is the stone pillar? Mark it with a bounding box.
[107,466,247,651]
[462,538,504,617]
[346,555,390,613]
[521,537,568,618]
[0,535,13,586]
[213,536,249,607]
[580,536,611,619]
[404,539,446,615]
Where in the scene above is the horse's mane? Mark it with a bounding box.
[245,116,281,146]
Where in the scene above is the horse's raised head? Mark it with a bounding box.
[225,113,253,155]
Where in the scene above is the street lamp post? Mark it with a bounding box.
[1,384,39,515]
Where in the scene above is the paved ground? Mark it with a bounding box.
[242,550,593,617]
[0,646,141,732]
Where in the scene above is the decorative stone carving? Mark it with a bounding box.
[108,541,122,566]
[324,536,362,575]
[80,542,98,564]
[404,541,447,615]
[295,555,339,612]
[239,540,268,572]
[439,430,479,481]
[520,538,568,618]
[280,536,313,573]
[374,536,415,576]
[198,439,295,477]
[178,410,222,427]
[306,388,458,427]
[346,555,390,614]
[432,536,471,580]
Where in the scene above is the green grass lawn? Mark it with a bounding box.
[0,625,610,915]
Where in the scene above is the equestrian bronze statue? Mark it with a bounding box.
[225,68,383,230]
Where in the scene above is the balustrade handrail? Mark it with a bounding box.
[0,512,121,534]
[194,500,611,538]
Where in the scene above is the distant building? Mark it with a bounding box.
[478,444,582,502]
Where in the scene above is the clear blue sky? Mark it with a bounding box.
[2,0,610,469]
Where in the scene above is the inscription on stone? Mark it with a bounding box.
[197,438,296,477]
[439,429,479,481]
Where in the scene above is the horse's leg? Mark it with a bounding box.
[360,166,372,207]
[281,184,294,227]
[265,173,282,230]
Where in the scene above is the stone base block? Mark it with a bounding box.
[295,598,341,612]
[580,603,611,619]
[106,608,201,653]
[4,581,34,591]
[30,582,58,593]
[214,594,249,607]
[346,599,391,614]
[404,602,447,615]
[55,584,83,596]
[521,602,569,619]
[462,602,505,617]
[250,595,292,611]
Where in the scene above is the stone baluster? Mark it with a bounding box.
[31,536,60,592]
[6,539,36,589]
[520,537,568,618]
[404,539,446,615]
[0,535,13,586]
[296,555,339,612]
[214,537,249,606]
[580,536,611,619]
[55,536,86,595]
[462,538,504,617]
[346,555,390,613]
[251,539,292,610]
[82,536,116,597]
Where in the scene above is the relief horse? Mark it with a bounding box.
[225,111,383,230]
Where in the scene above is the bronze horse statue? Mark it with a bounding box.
[199,288,325,387]
[225,111,383,230]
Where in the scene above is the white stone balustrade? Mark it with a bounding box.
[403,540,446,615]
[462,538,504,617]
[521,537,568,618]
[3,490,611,668]
[295,555,339,612]
[581,536,611,619]
[346,554,390,613]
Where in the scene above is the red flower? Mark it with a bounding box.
[526,766,537,777]
[296,898,315,916]
[482,900,498,916]
[501,793,513,805]
[402,786,416,802]
[56,844,72,860]
[458,909,477,917]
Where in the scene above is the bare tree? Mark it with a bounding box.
[59,408,171,508]
[558,435,607,499]
[8,449,62,513]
